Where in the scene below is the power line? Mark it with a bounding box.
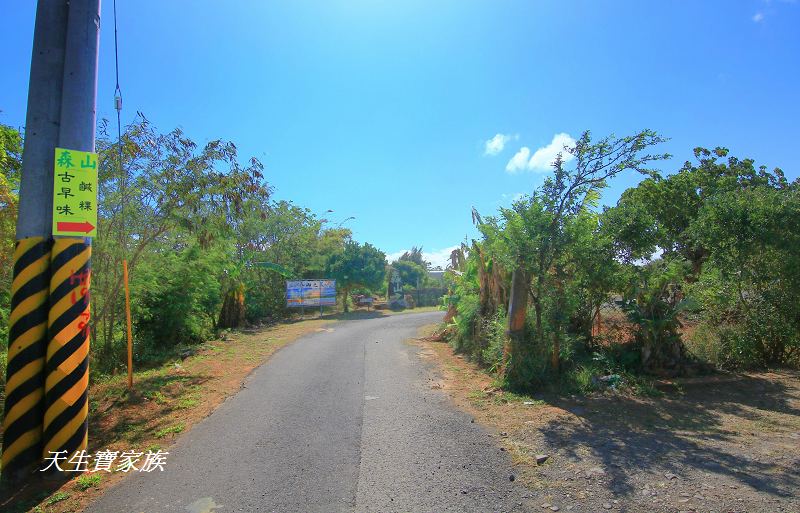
[113,0,125,247]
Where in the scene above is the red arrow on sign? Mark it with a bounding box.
[56,221,95,233]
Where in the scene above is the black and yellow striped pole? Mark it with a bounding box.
[1,0,68,482]
[1,238,52,477]
[40,0,100,472]
[42,239,91,469]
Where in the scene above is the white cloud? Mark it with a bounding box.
[753,12,765,22]
[505,147,531,173]
[387,246,460,270]
[527,132,576,171]
[484,133,515,156]
[424,246,460,269]
[505,132,576,173]
[386,250,405,263]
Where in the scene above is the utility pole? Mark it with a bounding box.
[2,0,100,481]
[44,0,100,473]
[2,0,69,481]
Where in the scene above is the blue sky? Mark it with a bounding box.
[3,0,799,267]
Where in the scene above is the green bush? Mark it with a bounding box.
[480,312,507,371]
[133,245,222,362]
[450,293,480,355]
[244,272,287,322]
[688,258,800,369]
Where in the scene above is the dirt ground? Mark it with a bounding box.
[412,327,800,513]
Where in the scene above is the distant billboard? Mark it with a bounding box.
[286,279,336,307]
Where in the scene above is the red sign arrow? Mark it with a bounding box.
[56,221,95,233]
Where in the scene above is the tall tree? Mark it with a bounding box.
[326,241,387,312]
[390,259,427,289]
[605,147,788,276]
[93,114,269,355]
[399,246,430,270]
[479,130,668,387]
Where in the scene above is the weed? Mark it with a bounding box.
[501,390,541,404]
[467,389,488,400]
[573,365,597,394]
[45,491,70,505]
[177,397,199,409]
[75,473,102,491]
[155,422,185,438]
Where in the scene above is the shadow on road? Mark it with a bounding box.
[1,472,72,513]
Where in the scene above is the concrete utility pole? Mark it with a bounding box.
[59,0,101,152]
[43,0,100,473]
[2,0,100,481]
[15,1,69,239]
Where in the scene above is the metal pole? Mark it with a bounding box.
[1,0,69,482]
[43,0,101,472]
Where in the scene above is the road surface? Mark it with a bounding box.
[86,311,533,513]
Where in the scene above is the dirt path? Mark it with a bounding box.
[414,331,800,513]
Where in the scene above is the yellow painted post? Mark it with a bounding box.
[1,238,52,478]
[42,238,91,471]
[123,259,133,389]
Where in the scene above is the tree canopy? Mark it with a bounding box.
[326,241,387,311]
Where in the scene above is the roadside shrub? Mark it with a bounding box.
[687,315,799,371]
[244,272,289,322]
[480,312,507,371]
[684,323,731,369]
[133,245,221,362]
[689,262,800,369]
[572,365,596,393]
[450,293,480,355]
[618,260,692,376]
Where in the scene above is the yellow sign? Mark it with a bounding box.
[52,147,98,237]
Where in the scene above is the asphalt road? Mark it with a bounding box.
[86,311,534,513]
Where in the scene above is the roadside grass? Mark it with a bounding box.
[0,316,336,513]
